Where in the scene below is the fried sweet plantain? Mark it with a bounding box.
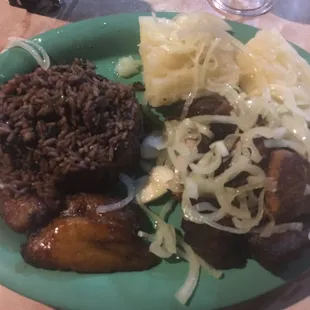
[21,217,158,273]
[21,194,159,273]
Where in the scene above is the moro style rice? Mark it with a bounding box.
[0,59,142,205]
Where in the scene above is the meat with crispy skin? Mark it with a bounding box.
[182,148,310,270]
[164,95,236,153]
[21,193,159,273]
[265,149,310,223]
[3,194,58,233]
[186,95,236,143]
[182,217,248,269]
[166,94,232,119]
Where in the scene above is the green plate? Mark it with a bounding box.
[0,12,310,310]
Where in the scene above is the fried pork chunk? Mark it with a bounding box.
[265,149,310,223]
[248,226,310,271]
[182,149,310,270]
[182,218,248,269]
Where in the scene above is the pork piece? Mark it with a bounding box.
[265,150,310,223]
[186,95,236,144]
[165,94,232,119]
[164,95,236,152]
[21,194,159,273]
[182,218,248,269]
[3,194,57,233]
[248,228,310,271]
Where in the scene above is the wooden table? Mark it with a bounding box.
[1,0,310,309]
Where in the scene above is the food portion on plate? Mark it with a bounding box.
[138,13,310,301]
[0,53,157,273]
[21,193,159,273]
[1,12,310,306]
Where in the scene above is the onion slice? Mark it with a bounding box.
[304,184,310,196]
[141,131,166,159]
[4,37,50,70]
[97,174,135,213]
[254,222,304,237]
[175,241,200,305]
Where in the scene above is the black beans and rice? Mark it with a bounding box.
[0,59,142,206]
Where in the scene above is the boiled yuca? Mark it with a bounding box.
[139,13,240,107]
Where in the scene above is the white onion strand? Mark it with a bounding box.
[5,37,50,70]
[97,174,135,213]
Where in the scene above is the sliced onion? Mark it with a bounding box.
[149,228,172,258]
[255,222,303,237]
[237,193,251,216]
[195,122,213,138]
[216,189,251,220]
[304,184,310,196]
[258,220,275,238]
[211,140,229,157]
[181,92,195,119]
[215,155,250,185]
[162,224,177,254]
[232,190,265,230]
[134,176,149,196]
[159,200,174,220]
[141,131,166,159]
[190,141,228,175]
[138,230,153,239]
[5,37,50,70]
[263,139,286,149]
[194,201,217,212]
[197,255,222,279]
[190,150,221,175]
[165,122,176,147]
[97,174,134,213]
[167,147,191,179]
[185,177,199,199]
[264,139,307,156]
[138,166,174,204]
[175,241,200,305]
[191,115,237,124]
[182,193,247,233]
[191,201,225,222]
[149,222,177,257]
[138,201,177,258]
[150,243,172,258]
[224,134,240,151]
[239,127,287,163]
[264,177,278,192]
[276,223,304,233]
